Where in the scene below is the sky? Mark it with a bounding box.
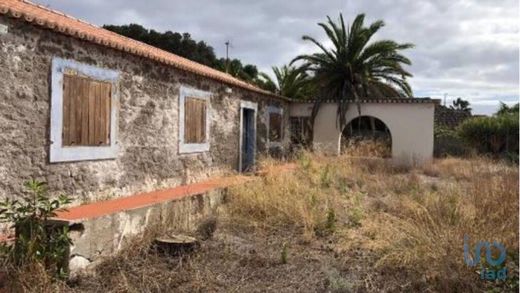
[34,0,519,115]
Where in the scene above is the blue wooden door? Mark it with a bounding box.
[241,108,255,171]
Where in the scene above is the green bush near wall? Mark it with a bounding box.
[434,127,473,158]
[457,113,519,162]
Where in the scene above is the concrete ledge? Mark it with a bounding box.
[53,175,251,223]
[66,189,227,270]
[49,175,252,273]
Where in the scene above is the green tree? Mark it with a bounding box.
[292,13,414,126]
[215,58,259,82]
[450,97,472,113]
[257,65,315,99]
[103,24,260,82]
[104,24,219,67]
[496,102,519,116]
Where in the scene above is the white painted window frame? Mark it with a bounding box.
[238,100,258,172]
[50,57,119,163]
[178,86,211,154]
[266,105,283,147]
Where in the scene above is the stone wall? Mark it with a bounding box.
[434,105,471,129]
[0,16,290,202]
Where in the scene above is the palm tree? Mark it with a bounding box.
[257,65,315,100]
[291,13,414,127]
[450,97,472,113]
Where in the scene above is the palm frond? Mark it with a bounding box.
[295,13,414,127]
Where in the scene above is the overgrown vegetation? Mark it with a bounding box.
[0,180,72,288]
[226,152,518,291]
[457,105,519,162]
[225,152,518,291]
[434,126,473,157]
[341,138,391,158]
[6,153,518,292]
[434,102,519,162]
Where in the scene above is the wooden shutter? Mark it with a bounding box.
[269,112,282,142]
[184,97,207,144]
[62,74,112,146]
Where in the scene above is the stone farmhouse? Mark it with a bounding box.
[0,0,439,206]
[1,0,292,202]
[0,0,436,269]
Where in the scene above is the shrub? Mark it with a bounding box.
[0,180,72,278]
[315,208,337,237]
[457,113,519,158]
[434,126,473,157]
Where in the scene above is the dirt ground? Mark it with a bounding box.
[66,212,417,293]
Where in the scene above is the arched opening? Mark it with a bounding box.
[340,116,392,158]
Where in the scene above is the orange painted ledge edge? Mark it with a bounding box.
[52,175,252,223]
[51,163,298,224]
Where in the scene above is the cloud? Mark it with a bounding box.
[34,0,519,114]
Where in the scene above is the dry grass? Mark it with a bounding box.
[5,149,518,292]
[3,262,68,293]
[359,156,519,291]
[227,151,519,292]
[341,138,392,158]
[227,153,353,238]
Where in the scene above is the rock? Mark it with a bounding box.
[69,255,91,274]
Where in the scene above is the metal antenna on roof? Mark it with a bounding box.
[225,40,233,74]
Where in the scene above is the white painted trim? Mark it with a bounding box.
[178,86,212,154]
[241,100,258,111]
[238,101,257,172]
[50,57,119,163]
[266,105,283,147]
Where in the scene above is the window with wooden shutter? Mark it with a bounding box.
[50,58,119,163]
[178,86,211,154]
[268,112,283,142]
[184,97,207,144]
[62,74,112,146]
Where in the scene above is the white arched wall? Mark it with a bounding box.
[289,101,435,166]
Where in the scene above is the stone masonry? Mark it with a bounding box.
[0,15,290,203]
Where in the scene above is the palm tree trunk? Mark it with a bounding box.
[369,117,376,137]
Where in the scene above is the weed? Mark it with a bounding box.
[280,242,288,264]
[315,208,337,237]
[320,164,333,188]
[0,180,73,278]
[324,267,354,293]
[197,215,218,240]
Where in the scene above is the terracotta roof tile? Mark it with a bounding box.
[0,0,289,101]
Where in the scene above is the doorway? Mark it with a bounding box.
[239,101,257,172]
